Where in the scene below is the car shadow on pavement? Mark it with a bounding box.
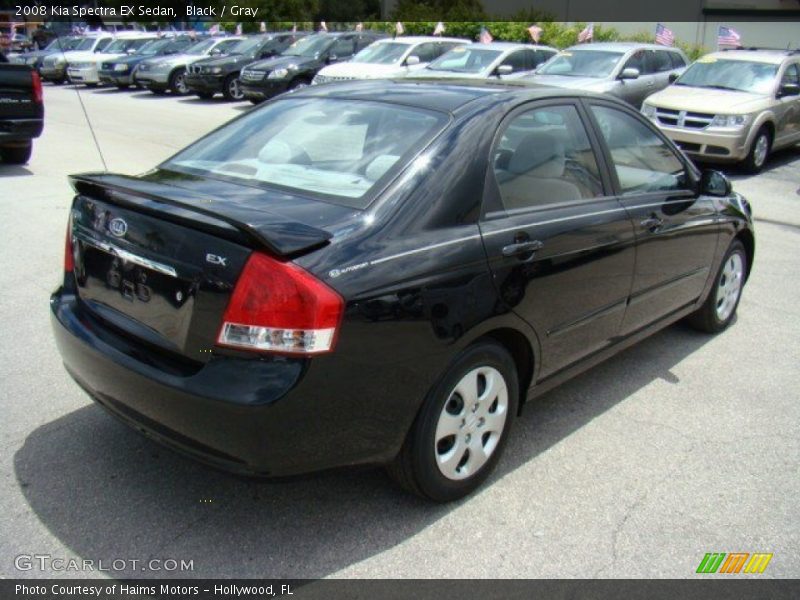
[14,321,713,578]
[0,164,33,177]
[707,144,800,180]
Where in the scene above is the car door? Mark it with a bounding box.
[616,49,653,107]
[775,62,800,146]
[647,49,678,94]
[586,101,720,336]
[479,101,636,378]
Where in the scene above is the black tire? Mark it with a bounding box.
[248,97,262,105]
[168,68,188,95]
[84,82,98,88]
[116,84,129,90]
[387,341,519,502]
[741,126,771,174]
[196,91,214,100]
[150,88,168,96]
[687,240,747,334]
[1,142,33,165]
[52,76,65,85]
[222,73,244,101]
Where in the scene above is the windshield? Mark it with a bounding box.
[104,38,152,53]
[74,37,101,51]
[185,38,216,55]
[229,36,266,56]
[163,98,446,208]
[137,39,169,55]
[47,37,82,51]
[538,50,624,78]
[352,42,408,65]
[675,58,778,94]
[283,35,333,57]
[427,47,502,73]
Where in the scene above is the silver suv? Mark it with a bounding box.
[525,42,688,108]
[642,48,800,173]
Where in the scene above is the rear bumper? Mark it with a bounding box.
[185,73,224,94]
[98,70,134,86]
[0,117,43,142]
[50,285,400,476]
[40,64,66,80]
[657,124,751,162]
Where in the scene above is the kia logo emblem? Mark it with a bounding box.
[108,218,128,238]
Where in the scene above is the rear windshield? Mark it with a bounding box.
[163,98,447,208]
[352,42,408,65]
[427,47,502,73]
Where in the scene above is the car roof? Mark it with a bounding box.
[708,49,794,64]
[375,36,467,45]
[291,78,616,113]
[564,42,682,52]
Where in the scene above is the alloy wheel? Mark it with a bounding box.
[753,133,769,169]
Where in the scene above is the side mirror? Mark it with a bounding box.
[405,54,420,66]
[700,169,732,197]
[327,54,338,64]
[778,82,800,98]
[496,64,513,77]
[668,72,679,83]
[619,67,640,80]
[209,48,221,56]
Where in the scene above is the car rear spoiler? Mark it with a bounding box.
[69,172,333,257]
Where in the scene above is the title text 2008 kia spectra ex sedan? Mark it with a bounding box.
[50,80,754,502]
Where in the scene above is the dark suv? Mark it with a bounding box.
[239,32,386,103]
[185,33,305,100]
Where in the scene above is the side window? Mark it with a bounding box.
[590,105,686,195]
[501,50,527,73]
[493,104,604,211]
[670,52,687,69]
[649,50,674,73]
[355,36,375,52]
[331,38,356,58]
[437,42,462,57]
[780,63,800,85]
[623,50,646,74]
[533,50,555,68]
[95,38,111,52]
[412,43,438,63]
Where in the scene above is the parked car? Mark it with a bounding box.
[0,50,43,164]
[68,33,156,86]
[51,80,754,501]
[411,42,557,81]
[40,33,114,84]
[239,32,386,103]
[98,36,196,89]
[134,36,244,95]
[185,32,308,101]
[10,36,83,72]
[312,36,468,85]
[642,48,800,173]
[526,42,688,107]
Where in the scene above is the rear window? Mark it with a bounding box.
[163,98,447,208]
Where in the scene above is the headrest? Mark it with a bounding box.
[258,140,292,163]
[508,131,565,178]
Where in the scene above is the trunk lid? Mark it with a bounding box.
[68,171,349,363]
[0,64,40,119]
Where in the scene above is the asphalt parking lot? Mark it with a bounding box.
[1,84,798,579]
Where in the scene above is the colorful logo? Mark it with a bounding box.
[696,553,773,574]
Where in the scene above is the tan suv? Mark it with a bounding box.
[641,48,800,172]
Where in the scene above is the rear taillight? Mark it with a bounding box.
[217,252,344,355]
[64,219,74,273]
[31,70,43,104]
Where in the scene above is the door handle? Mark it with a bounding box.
[640,215,663,231]
[502,240,543,259]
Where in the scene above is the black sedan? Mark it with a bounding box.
[239,32,386,103]
[184,33,304,100]
[51,81,754,502]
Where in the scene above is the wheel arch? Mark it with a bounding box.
[478,327,535,414]
[735,228,755,282]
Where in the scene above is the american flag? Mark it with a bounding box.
[528,25,543,44]
[259,22,267,33]
[235,23,242,35]
[208,24,220,35]
[479,27,493,44]
[355,22,363,32]
[718,26,741,47]
[433,22,445,36]
[292,23,297,34]
[578,23,593,43]
[395,22,404,36]
[655,23,674,46]
[320,21,328,32]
